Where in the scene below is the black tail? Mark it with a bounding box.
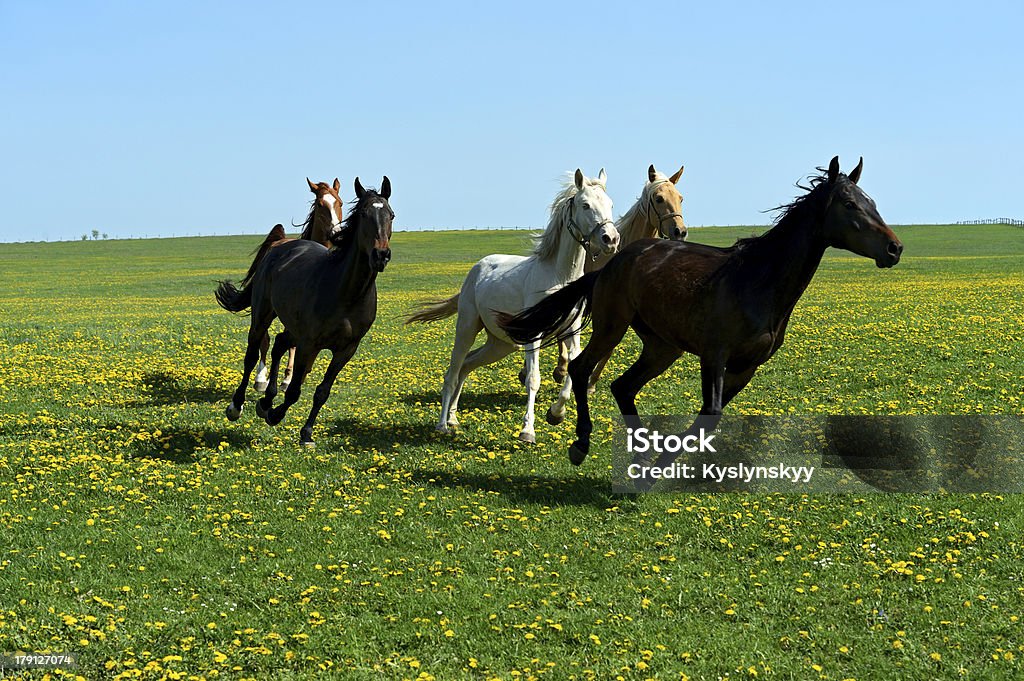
[497,271,600,346]
[215,224,287,314]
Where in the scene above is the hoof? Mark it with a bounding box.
[552,367,567,383]
[518,367,527,386]
[225,402,243,421]
[300,439,316,448]
[254,379,269,393]
[518,431,536,445]
[436,423,451,434]
[280,380,291,393]
[545,406,565,426]
[255,399,270,419]
[568,441,588,466]
[587,383,597,396]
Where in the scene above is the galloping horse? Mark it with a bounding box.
[551,163,687,388]
[252,178,346,393]
[407,169,620,444]
[216,177,394,446]
[500,157,903,465]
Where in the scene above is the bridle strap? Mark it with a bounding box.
[644,180,684,236]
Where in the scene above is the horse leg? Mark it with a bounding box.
[610,333,681,430]
[721,366,757,409]
[281,347,296,392]
[227,314,273,421]
[587,352,612,394]
[553,338,570,383]
[438,311,483,433]
[264,344,317,428]
[546,324,582,426]
[256,330,293,418]
[449,332,515,428]
[255,332,271,392]
[298,339,362,447]
[566,315,630,465]
[699,356,727,415]
[519,340,542,444]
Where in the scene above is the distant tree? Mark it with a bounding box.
[102,233,109,240]
[91,229,99,240]
[81,234,88,241]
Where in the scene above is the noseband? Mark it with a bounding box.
[566,194,614,259]
[645,180,684,237]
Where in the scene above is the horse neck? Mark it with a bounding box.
[305,214,332,247]
[327,227,377,298]
[617,192,658,245]
[741,202,828,314]
[550,205,589,281]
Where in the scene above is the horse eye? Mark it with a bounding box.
[583,203,591,210]
[844,200,857,209]
[655,196,665,203]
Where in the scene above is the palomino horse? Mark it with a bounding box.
[216,177,394,446]
[551,163,687,388]
[500,157,903,466]
[407,169,620,444]
[253,178,346,393]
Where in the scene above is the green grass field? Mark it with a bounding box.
[0,225,1022,680]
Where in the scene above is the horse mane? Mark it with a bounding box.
[532,173,606,261]
[731,169,834,251]
[296,201,318,241]
[616,170,671,242]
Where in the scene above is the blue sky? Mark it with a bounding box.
[1,1,1021,242]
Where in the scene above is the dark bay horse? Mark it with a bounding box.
[500,157,903,466]
[252,178,346,393]
[216,177,394,446]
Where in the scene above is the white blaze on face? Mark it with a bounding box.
[322,193,342,230]
[372,202,384,209]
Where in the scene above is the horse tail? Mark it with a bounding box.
[406,293,460,324]
[497,271,600,346]
[215,224,286,314]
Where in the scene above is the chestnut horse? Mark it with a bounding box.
[500,157,903,467]
[216,177,394,446]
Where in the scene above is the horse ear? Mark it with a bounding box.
[354,177,366,199]
[381,176,392,200]
[332,177,341,192]
[669,165,685,184]
[598,168,607,186]
[574,168,584,190]
[307,177,318,193]
[648,164,657,183]
[848,157,863,185]
[827,156,840,184]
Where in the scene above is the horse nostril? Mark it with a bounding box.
[602,234,612,244]
[887,241,903,257]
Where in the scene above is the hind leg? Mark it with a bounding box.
[610,332,681,429]
[256,330,293,418]
[264,344,317,427]
[227,313,274,421]
[519,340,542,444]
[281,347,296,392]
[553,338,570,383]
[448,332,515,428]
[438,311,484,433]
[567,315,630,464]
[255,332,271,392]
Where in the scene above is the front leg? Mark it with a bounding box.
[518,340,541,444]
[299,339,362,446]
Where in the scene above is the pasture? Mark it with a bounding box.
[1,225,1022,680]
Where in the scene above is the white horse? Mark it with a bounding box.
[552,163,687,389]
[407,169,619,443]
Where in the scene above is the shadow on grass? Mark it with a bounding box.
[125,427,254,464]
[400,390,523,412]
[136,371,225,407]
[324,417,446,449]
[409,468,617,509]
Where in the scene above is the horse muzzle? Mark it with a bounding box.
[875,240,903,268]
[372,248,392,272]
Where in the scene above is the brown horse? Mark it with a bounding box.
[550,163,688,388]
[253,178,345,393]
[499,157,903,467]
